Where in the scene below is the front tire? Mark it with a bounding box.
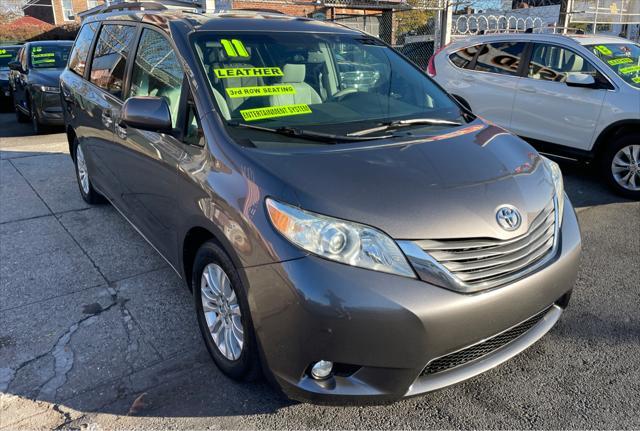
[193,241,260,381]
[15,102,29,123]
[73,139,103,204]
[31,107,41,134]
[601,134,640,199]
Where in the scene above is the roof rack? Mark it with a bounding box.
[78,0,202,19]
[232,8,286,14]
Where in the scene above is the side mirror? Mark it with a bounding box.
[565,73,596,88]
[120,96,172,133]
[8,61,23,73]
[452,94,472,112]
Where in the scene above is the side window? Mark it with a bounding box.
[89,24,136,98]
[527,43,596,83]
[129,29,184,127]
[474,42,527,76]
[68,22,99,76]
[449,44,481,69]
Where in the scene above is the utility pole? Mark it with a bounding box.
[204,0,216,12]
[435,0,452,50]
[559,0,574,33]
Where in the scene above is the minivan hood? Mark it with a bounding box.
[29,69,63,87]
[247,122,556,241]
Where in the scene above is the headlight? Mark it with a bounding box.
[38,85,59,93]
[541,156,565,225]
[266,198,416,278]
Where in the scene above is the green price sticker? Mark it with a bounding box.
[240,104,312,122]
[632,76,640,84]
[620,65,640,75]
[594,45,613,56]
[608,57,633,66]
[226,85,296,99]
[213,67,283,79]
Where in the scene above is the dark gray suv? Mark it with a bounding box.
[59,4,581,404]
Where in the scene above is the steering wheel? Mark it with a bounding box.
[333,87,359,100]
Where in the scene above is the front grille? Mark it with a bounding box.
[422,307,550,376]
[418,199,557,290]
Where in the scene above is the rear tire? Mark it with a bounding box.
[601,133,640,200]
[73,139,103,205]
[193,241,260,381]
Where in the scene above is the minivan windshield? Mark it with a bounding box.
[29,44,71,69]
[0,47,19,70]
[192,32,467,144]
[588,42,640,89]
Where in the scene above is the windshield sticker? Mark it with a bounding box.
[0,49,11,58]
[619,65,640,75]
[221,39,249,58]
[240,104,312,122]
[633,76,640,83]
[608,57,633,66]
[594,45,613,56]
[214,67,283,79]
[226,85,296,99]
[32,58,55,65]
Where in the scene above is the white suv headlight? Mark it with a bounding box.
[266,198,416,278]
[541,156,565,225]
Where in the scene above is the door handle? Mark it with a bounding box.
[115,123,127,140]
[520,86,537,94]
[101,110,113,128]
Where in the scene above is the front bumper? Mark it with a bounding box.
[32,89,64,125]
[0,80,10,100]
[244,199,581,404]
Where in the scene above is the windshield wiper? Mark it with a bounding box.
[347,118,463,137]
[228,122,393,144]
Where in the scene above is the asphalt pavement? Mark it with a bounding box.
[0,112,638,429]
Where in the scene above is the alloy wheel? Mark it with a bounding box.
[76,144,90,195]
[200,263,244,361]
[611,144,640,192]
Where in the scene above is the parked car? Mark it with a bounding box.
[430,34,640,198]
[1,45,21,108]
[8,40,72,133]
[60,5,581,404]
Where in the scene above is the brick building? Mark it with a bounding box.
[231,0,405,41]
[23,0,104,25]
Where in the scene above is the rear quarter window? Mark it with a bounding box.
[68,22,99,76]
[449,45,481,69]
[474,42,527,76]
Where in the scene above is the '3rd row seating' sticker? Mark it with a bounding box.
[226,85,296,98]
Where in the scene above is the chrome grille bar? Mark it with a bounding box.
[398,197,560,293]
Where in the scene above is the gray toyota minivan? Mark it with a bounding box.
[59,4,581,404]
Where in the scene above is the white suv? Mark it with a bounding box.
[430,34,639,198]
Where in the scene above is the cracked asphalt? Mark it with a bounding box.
[0,112,639,430]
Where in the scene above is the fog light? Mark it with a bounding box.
[310,360,333,380]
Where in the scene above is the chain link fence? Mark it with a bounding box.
[228,0,640,66]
